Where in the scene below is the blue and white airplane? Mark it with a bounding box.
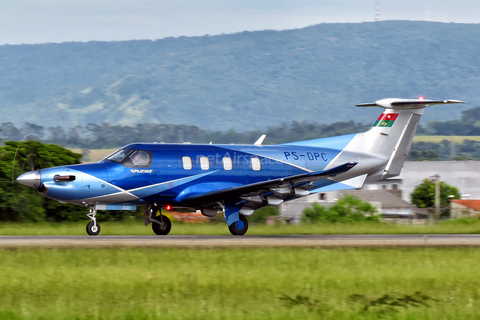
[17,98,464,236]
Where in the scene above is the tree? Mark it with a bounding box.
[410,179,461,218]
[301,195,380,223]
[408,149,442,161]
[0,141,84,221]
[249,206,279,224]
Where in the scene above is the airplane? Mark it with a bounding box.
[16,98,464,236]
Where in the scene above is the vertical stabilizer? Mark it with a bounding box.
[326,98,465,181]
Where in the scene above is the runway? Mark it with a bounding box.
[1,234,480,248]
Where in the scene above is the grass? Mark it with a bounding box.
[1,247,480,319]
[2,219,480,236]
[413,135,480,144]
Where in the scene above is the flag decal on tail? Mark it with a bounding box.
[373,113,398,127]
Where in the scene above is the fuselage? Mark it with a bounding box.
[34,135,368,206]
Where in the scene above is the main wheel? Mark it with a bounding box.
[86,221,101,236]
[228,215,249,236]
[152,215,172,235]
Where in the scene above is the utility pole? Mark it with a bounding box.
[375,2,383,22]
[431,174,441,220]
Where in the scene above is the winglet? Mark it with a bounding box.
[254,134,266,146]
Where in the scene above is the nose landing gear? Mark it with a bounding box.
[86,207,101,236]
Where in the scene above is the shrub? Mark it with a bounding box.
[301,195,380,223]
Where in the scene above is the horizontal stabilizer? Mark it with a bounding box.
[356,98,466,109]
[310,174,368,193]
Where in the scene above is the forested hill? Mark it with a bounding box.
[0,21,479,131]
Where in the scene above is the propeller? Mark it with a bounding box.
[10,143,42,220]
[10,141,48,207]
[15,151,42,188]
[27,153,36,171]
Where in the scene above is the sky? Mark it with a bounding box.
[1,0,479,45]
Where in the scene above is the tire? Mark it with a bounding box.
[86,221,101,236]
[152,215,172,235]
[228,215,249,236]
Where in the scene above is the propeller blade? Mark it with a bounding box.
[11,146,19,183]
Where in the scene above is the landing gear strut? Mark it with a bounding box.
[86,207,101,236]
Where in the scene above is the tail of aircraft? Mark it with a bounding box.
[325,98,465,182]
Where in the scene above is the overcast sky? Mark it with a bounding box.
[1,0,479,45]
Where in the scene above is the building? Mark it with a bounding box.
[450,199,480,219]
[282,189,420,224]
[392,161,480,202]
[283,161,480,223]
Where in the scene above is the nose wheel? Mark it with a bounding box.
[86,221,101,236]
[86,207,101,236]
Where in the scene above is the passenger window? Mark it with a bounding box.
[223,157,232,170]
[251,157,261,171]
[182,156,192,170]
[200,156,209,170]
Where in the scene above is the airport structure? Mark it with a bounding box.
[450,199,480,219]
[283,161,480,223]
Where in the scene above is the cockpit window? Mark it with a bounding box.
[130,150,150,166]
[107,149,132,163]
[105,149,152,168]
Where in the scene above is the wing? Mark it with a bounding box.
[181,162,357,207]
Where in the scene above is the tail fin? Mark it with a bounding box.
[329,98,465,181]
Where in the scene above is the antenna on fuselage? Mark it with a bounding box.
[254,135,266,146]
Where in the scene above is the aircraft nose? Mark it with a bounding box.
[17,171,41,188]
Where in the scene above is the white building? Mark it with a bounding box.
[283,161,480,223]
[361,161,480,202]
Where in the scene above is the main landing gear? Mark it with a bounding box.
[223,202,250,236]
[145,204,172,235]
[152,215,172,235]
[86,207,101,236]
[228,215,249,236]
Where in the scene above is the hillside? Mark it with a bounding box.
[0,21,479,131]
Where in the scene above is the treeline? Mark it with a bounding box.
[418,106,480,136]
[410,105,480,160]
[0,120,370,149]
[3,105,480,162]
[409,140,480,161]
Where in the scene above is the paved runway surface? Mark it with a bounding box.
[1,234,480,248]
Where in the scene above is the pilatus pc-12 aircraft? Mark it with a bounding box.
[17,98,464,236]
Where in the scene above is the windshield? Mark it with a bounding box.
[105,149,152,168]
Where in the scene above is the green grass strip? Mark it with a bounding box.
[2,219,480,236]
[0,247,480,319]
